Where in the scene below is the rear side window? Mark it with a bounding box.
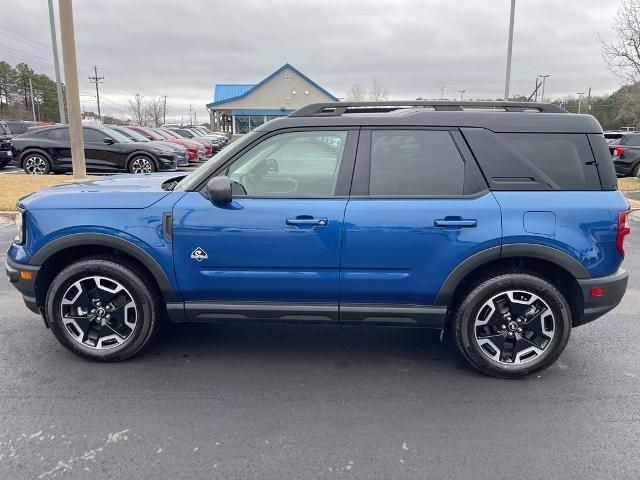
[500,133,600,190]
[369,130,464,195]
[46,128,69,141]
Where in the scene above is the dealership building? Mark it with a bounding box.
[206,64,339,135]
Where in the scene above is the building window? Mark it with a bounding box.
[234,115,266,134]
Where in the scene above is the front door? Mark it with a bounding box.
[82,127,122,171]
[172,129,358,322]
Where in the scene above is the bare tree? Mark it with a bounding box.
[127,93,147,125]
[346,83,367,101]
[145,96,164,127]
[369,78,389,101]
[601,0,640,83]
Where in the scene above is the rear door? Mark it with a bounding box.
[340,128,502,324]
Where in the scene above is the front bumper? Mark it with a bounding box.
[6,257,40,314]
[576,269,628,326]
[0,149,12,163]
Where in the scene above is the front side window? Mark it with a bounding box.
[227,131,348,197]
[83,128,107,143]
[369,130,465,196]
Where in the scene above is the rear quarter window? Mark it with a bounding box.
[500,133,601,190]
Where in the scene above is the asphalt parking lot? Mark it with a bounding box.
[0,223,639,479]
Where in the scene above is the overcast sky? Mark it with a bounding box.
[0,0,624,121]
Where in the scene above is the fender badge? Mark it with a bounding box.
[191,247,208,262]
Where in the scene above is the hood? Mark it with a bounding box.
[19,172,187,210]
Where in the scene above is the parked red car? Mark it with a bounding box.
[154,127,213,158]
[125,126,201,162]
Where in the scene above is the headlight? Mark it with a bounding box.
[14,208,24,245]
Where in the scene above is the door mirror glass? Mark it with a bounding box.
[206,175,232,203]
[103,137,116,145]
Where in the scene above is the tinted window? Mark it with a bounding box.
[228,131,348,197]
[369,130,464,196]
[83,128,106,143]
[621,134,640,146]
[46,128,69,141]
[6,122,28,134]
[500,133,600,190]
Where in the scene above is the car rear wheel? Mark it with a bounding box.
[23,153,51,174]
[46,257,161,361]
[129,156,156,174]
[633,163,640,179]
[452,271,571,378]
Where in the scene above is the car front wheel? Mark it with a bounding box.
[46,257,161,361]
[453,271,572,378]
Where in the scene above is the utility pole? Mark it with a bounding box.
[58,0,86,179]
[503,0,516,100]
[88,65,104,121]
[538,74,550,102]
[577,91,585,114]
[437,84,447,100]
[586,87,592,113]
[458,89,466,101]
[47,0,66,124]
[28,77,36,121]
[189,104,192,125]
[163,94,167,125]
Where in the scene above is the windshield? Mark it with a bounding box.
[174,130,261,191]
[162,129,182,139]
[117,127,149,142]
[150,128,171,139]
[102,127,133,143]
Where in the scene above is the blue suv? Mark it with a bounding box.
[5,101,630,377]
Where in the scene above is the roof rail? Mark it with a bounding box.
[290,101,567,117]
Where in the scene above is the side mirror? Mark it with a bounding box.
[206,176,232,203]
[103,137,116,145]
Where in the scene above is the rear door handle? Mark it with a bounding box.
[286,216,328,227]
[434,218,477,228]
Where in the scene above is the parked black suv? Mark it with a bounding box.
[607,132,640,177]
[0,121,14,168]
[11,125,179,174]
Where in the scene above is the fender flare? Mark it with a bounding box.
[30,232,176,301]
[435,243,589,306]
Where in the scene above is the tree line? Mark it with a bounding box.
[0,61,65,122]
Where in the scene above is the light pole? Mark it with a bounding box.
[47,0,66,124]
[577,91,585,114]
[58,0,86,179]
[458,89,466,101]
[503,0,516,100]
[538,74,550,102]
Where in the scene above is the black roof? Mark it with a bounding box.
[259,101,604,134]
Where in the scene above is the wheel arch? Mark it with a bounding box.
[31,233,176,310]
[18,148,52,168]
[436,244,587,324]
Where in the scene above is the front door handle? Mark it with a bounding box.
[286,216,328,227]
[434,218,477,228]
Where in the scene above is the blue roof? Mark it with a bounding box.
[214,84,255,103]
[206,63,339,109]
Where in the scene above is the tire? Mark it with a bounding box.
[632,163,640,179]
[128,155,156,174]
[452,271,572,378]
[45,257,161,361]
[22,152,51,175]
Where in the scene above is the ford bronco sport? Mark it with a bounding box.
[5,101,630,377]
